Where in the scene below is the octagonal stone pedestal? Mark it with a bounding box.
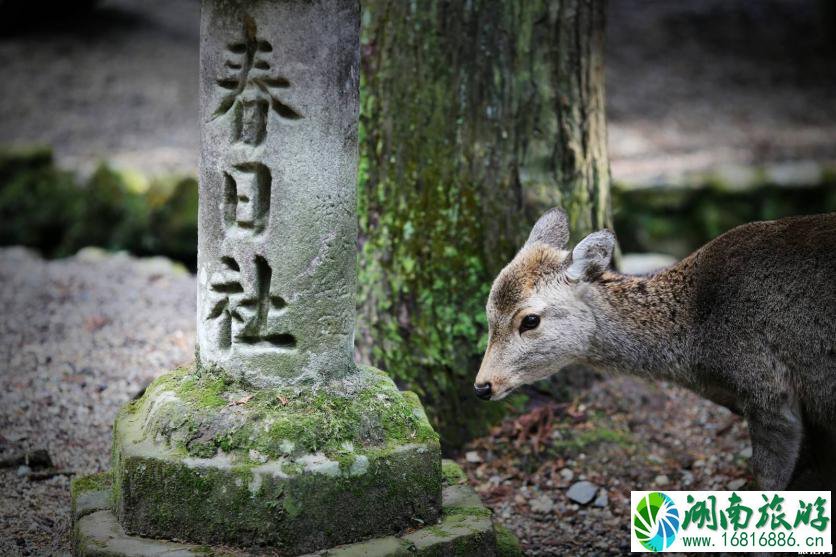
[106,364,446,555]
[73,461,522,556]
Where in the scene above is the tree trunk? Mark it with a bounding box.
[358,0,611,445]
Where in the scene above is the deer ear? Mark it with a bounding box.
[566,230,615,281]
[525,208,569,250]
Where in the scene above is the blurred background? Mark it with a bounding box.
[1,0,834,554]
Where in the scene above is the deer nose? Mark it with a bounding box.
[474,382,492,400]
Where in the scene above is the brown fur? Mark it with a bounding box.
[479,211,836,490]
[490,244,565,316]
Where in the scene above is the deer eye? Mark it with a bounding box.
[520,314,540,333]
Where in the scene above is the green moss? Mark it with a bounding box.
[494,524,524,557]
[125,365,439,463]
[167,373,229,409]
[443,506,492,519]
[282,496,302,518]
[613,180,836,258]
[441,460,467,486]
[335,452,358,474]
[0,147,198,269]
[71,472,113,523]
[282,462,303,476]
[112,429,442,552]
[549,426,633,454]
[70,472,111,498]
[426,526,451,538]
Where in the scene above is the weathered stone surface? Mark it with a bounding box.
[401,482,496,556]
[75,511,202,557]
[197,0,361,386]
[73,473,514,557]
[71,472,113,520]
[110,365,441,554]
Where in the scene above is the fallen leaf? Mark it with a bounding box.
[230,394,253,406]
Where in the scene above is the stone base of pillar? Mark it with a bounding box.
[72,461,521,557]
[96,363,457,555]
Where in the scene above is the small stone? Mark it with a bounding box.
[529,494,555,514]
[654,474,669,486]
[727,478,746,491]
[593,489,608,508]
[739,447,752,459]
[465,451,482,463]
[679,453,695,469]
[16,465,31,477]
[682,471,694,486]
[559,468,574,482]
[566,481,598,505]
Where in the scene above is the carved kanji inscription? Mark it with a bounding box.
[206,255,294,350]
[213,16,302,145]
[223,162,271,235]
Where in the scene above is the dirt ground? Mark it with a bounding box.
[457,377,751,555]
[0,0,834,184]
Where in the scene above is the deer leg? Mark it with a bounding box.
[789,421,836,490]
[746,401,803,490]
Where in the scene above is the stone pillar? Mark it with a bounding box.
[197,0,359,386]
[106,2,443,554]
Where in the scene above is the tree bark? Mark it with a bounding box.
[358,0,611,444]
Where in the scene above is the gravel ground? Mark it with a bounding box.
[607,0,836,185]
[0,0,834,184]
[0,0,200,176]
[0,247,195,556]
[457,376,752,555]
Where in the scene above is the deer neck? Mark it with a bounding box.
[581,269,694,381]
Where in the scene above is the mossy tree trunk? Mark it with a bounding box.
[358,0,611,445]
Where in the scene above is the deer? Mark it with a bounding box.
[474,208,836,489]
